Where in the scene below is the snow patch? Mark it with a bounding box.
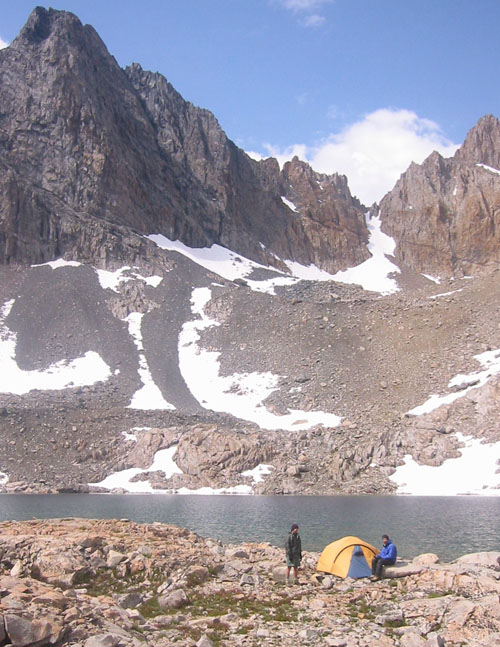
[148,226,401,296]
[242,464,274,483]
[0,299,111,395]
[125,312,175,410]
[281,196,298,212]
[422,274,441,284]
[429,289,463,299]
[148,234,297,294]
[391,433,500,495]
[90,445,182,493]
[330,214,400,294]
[407,347,500,416]
[477,163,500,175]
[178,287,341,430]
[95,266,163,292]
[32,259,82,269]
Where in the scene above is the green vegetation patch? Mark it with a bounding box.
[428,590,454,598]
[141,588,300,623]
[347,598,377,621]
[191,590,300,622]
[75,567,162,597]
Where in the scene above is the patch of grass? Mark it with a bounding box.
[139,596,163,619]
[428,590,454,598]
[77,566,162,598]
[189,590,300,623]
[384,618,407,628]
[347,598,377,621]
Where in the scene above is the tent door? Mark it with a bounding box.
[347,545,372,579]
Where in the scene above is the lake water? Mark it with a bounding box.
[0,494,498,562]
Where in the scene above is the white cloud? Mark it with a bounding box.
[302,13,326,27]
[0,37,8,49]
[264,109,459,205]
[246,150,264,162]
[273,0,332,27]
[277,0,331,11]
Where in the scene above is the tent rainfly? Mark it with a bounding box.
[316,536,378,579]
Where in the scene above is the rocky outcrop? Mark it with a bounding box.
[379,115,500,277]
[1,519,500,647]
[0,7,368,272]
[454,113,500,169]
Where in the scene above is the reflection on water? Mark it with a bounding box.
[0,494,499,561]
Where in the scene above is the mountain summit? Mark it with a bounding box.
[379,115,500,277]
[0,7,368,272]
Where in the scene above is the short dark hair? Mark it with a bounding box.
[382,534,389,540]
[291,523,299,531]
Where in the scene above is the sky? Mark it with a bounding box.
[1,1,499,204]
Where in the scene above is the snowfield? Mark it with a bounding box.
[1,220,499,496]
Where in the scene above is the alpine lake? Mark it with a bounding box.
[0,493,498,562]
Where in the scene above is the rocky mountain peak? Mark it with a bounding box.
[379,113,500,277]
[454,113,500,168]
[0,7,369,272]
[11,6,109,63]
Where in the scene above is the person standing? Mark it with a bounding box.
[371,534,397,581]
[285,523,302,584]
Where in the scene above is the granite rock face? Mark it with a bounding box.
[379,115,500,277]
[0,7,368,272]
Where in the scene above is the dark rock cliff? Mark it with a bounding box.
[0,7,368,272]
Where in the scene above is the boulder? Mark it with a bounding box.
[106,550,125,568]
[224,548,249,560]
[113,592,143,609]
[398,632,428,647]
[4,614,64,647]
[271,566,287,583]
[185,565,210,586]
[455,551,500,568]
[413,553,440,565]
[84,634,121,647]
[158,588,189,610]
[196,635,215,647]
[384,562,424,578]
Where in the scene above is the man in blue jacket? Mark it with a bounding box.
[371,534,397,581]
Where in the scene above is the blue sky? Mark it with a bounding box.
[1,0,499,204]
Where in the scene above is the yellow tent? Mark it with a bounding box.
[316,536,378,579]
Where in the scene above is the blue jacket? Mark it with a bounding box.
[379,540,397,563]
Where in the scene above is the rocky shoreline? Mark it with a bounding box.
[0,519,499,646]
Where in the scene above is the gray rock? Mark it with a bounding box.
[272,566,288,583]
[239,573,255,586]
[196,635,215,647]
[84,634,121,647]
[106,550,125,568]
[224,548,249,560]
[399,633,428,647]
[375,609,405,626]
[113,592,143,609]
[4,614,64,647]
[158,588,189,610]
